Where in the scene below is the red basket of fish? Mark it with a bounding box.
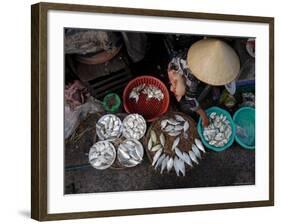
[123,75,170,122]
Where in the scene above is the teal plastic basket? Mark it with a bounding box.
[233,107,255,150]
[197,106,236,152]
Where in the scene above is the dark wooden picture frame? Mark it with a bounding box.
[31,2,274,221]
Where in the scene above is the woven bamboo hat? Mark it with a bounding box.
[187,38,240,86]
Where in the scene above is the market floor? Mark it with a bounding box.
[64,114,255,194]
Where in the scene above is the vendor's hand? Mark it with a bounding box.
[196,108,209,127]
[202,115,209,127]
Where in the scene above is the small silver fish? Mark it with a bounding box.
[152,148,163,166]
[161,119,168,129]
[160,156,169,174]
[150,130,157,144]
[182,152,193,167]
[164,125,174,132]
[160,133,165,147]
[188,150,199,165]
[192,144,202,160]
[167,118,180,126]
[154,154,166,169]
[148,137,153,150]
[215,133,225,141]
[195,138,206,153]
[151,144,162,152]
[168,131,181,137]
[177,158,186,176]
[183,121,189,132]
[173,156,180,176]
[172,137,180,150]
[174,125,184,131]
[174,114,185,122]
[166,157,174,173]
[175,147,183,160]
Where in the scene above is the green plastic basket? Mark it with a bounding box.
[233,107,255,150]
[197,106,236,152]
[103,93,121,113]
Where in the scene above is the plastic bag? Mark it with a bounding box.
[64,96,104,139]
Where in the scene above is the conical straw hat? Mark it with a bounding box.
[187,38,240,86]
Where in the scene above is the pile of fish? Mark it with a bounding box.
[88,141,116,170]
[160,114,190,138]
[129,84,164,102]
[148,129,206,176]
[117,139,144,167]
[203,112,232,147]
[96,114,122,140]
[122,114,146,140]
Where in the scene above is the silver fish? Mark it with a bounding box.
[154,154,166,169]
[118,147,131,160]
[161,119,168,129]
[192,144,202,160]
[96,114,122,140]
[160,133,165,147]
[214,133,225,141]
[142,85,164,101]
[174,114,185,122]
[168,131,181,137]
[148,137,153,150]
[175,147,183,160]
[122,114,146,140]
[183,121,189,132]
[167,118,180,126]
[164,125,174,132]
[195,138,206,153]
[166,157,174,173]
[182,152,193,167]
[160,156,169,174]
[178,158,186,176]
[174,125,184,131]
[117,139,144,167]
[89,141,116,170]
[172,137,180,150]
[188,150,199,165]
[210,112,216,119]
[150,130,157,144]
[151,144,162,152]
[173,156,180,176]
[152,148,163,166]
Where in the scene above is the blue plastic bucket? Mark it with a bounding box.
[233,107,255,150]
[197,106,236,152]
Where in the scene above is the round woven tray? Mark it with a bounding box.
[144,111,202,175]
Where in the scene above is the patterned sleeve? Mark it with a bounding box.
[179,96,200,112]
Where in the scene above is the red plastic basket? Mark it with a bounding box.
[123,75,170,122]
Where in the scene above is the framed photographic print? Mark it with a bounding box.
[31,2,274,221]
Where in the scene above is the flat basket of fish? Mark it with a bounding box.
[145,112,206,176]
[88,140,116,170]
[91,113,146,170]
[123,75,170,122]
[96,114,123,140]
[197,106,236,152]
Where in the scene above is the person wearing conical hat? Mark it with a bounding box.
[167,38,240,126]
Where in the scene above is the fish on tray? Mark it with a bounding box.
[147,114,206,176]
